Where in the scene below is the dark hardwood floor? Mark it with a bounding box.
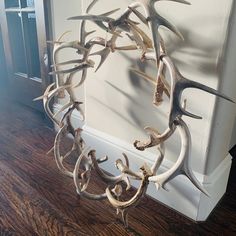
[0,93,235,236]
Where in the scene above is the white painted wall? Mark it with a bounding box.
[83,0,235,175]
[50,0,236,220]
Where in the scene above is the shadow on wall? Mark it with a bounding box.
[90,95,139,129]
[108,20,222,127]
[86,11,222,132]
[93,22,221,159]
[165,21,224,75]
[86,14,223,156]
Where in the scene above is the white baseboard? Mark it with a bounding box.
[53,103,232,221]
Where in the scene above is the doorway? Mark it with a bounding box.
[0,0,52,112]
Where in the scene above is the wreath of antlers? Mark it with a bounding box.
[35,0,234,227]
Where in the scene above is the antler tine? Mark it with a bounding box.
[50,60,95,75]
[116,159,143,181]
[44,85,73,126]
[129,24,148,55]
[134,125,175,151]
[89,32,121,71]
[162,55,235,126]
[58,40,89,52]
[73,101,85,121]
[88,150,131,188]
[106,165,151,227]
[54,125,74,178]
[33,82,55,101]
[52,59,84,67]
[51,31,72,86]
[153,59,165,105]
[53,41,88,71]
[86,0,99,13]
[80,0,96,45]
[128,20,153,48]
[130,64,170,102]
[82,1,117,42]
[151,142,165,175]
[64,71,79,95]
[52,69,85,123]
[69,11,121,36]
[90,48,111,72]
[128,6,148,25]
[52,40,89,99]
[128,0,189,64]
[34,83,72,126]
[73,147,108,200]
[61,130,84,162]
[149,118,209,196]
[101,8,121,17]
[79,3,138,37]
[130,68,156,85]
[75,68,88,89]
[60,102,83,127]
[54,103,84,172]
[148,13,182,64]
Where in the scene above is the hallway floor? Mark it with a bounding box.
[0,95,235,236]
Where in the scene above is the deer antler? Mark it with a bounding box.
[88,150,131,188]
[38,0,235,229]
[161,55,235,127]
[53,103,85,177]
[149,118,209,196]
[106,144,165,226]
[128,0,190,65]
[106,164,151,227]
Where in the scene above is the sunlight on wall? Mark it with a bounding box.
[83,0,233,173]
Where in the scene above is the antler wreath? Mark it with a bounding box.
[35,0,234,227]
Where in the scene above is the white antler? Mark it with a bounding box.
[149,118,209,196]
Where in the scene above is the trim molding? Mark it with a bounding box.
[54,103,232,221]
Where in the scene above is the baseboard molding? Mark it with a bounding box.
[53,103,232,221]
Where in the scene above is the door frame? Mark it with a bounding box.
[0,0,53,111]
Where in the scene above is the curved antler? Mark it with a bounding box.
[161,55,235,127]
[88,150,131,188]
[106,165,150,227]
[149,118,209,195]
[106,144,165,226]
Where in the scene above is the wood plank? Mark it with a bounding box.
[0,111,121,235]
[0,162,88,236]
[0,192,38,236]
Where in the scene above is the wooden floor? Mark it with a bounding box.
[0,96,235,236]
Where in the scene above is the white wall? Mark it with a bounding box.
[83,0,235,174]
[50,0,236,220]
